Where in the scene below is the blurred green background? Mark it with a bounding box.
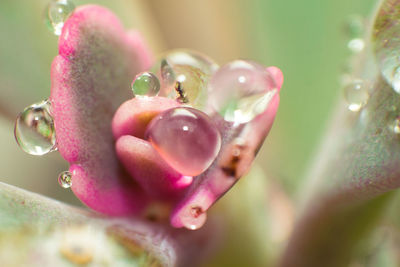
[0,0,377,202]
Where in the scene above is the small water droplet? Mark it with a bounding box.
[391,117,400,134]
[131,72,160,97]
[207,60,278,124]
[347,38,365,53]
[58,171,72,188]
[44,0,75,36]
[14,99,57,155]
[181,206,207,230]
[343,80,370,112]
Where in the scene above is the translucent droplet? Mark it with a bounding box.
[151,50,219,110]
[391,117,400,134]
[343,80,370,112]
[146,107,221,176]
[347,38,365,53]
[181,206,207,230]
[58,171,72,188]
[44,0,75,36]
[14,99,57,156]
[131,72,160,96]
[207,60,278,124]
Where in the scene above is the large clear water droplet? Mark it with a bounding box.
[146,107,221,176]
[44,0,75,36]
[131,72,160,97]
[343,80,370,112]
[58,171,72,188]
[151,50,219,110]
[14,99,57,155]
[207,60,278,124]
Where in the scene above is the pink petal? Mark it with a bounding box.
[50,5,152,215]
[266,66,284,91]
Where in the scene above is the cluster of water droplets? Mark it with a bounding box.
[340,15,371,113]
[14,0,77,189]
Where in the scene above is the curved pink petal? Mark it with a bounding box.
[50,5,152,215]
[267,66,284,91]
[171,92,281,229]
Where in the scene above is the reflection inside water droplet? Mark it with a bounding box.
[14,99,57,155]
[58,171,72,188]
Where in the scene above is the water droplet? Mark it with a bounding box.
[343,80,370,112]
[58,171,72,188]
[146,107,221,176]
[131,72,160,97]
[14,99,57,156]
[390,117,400,134]
[44,0,75,36]
[181,206,207,230]
[151,50,219,110]
[347,38,365,53]
[207,60,278,124]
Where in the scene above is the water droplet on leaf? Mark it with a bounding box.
[146,107,221,176]
[343,80,369,112]
[44,0,75,36]
[14,99,57,155]
[207,60,278,124]
[131,72,160,97]
[151,50,219,110]
[58,171,72,188]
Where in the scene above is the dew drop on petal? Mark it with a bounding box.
[14,99,57,156]
[131,72,160,97]
[181,206,207,230]
[343,80,369,112]
[151,50,219,110]
[44,0,75,36]
[58,171,72,188]
[146,107,221,176]
[207,60,278,124]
